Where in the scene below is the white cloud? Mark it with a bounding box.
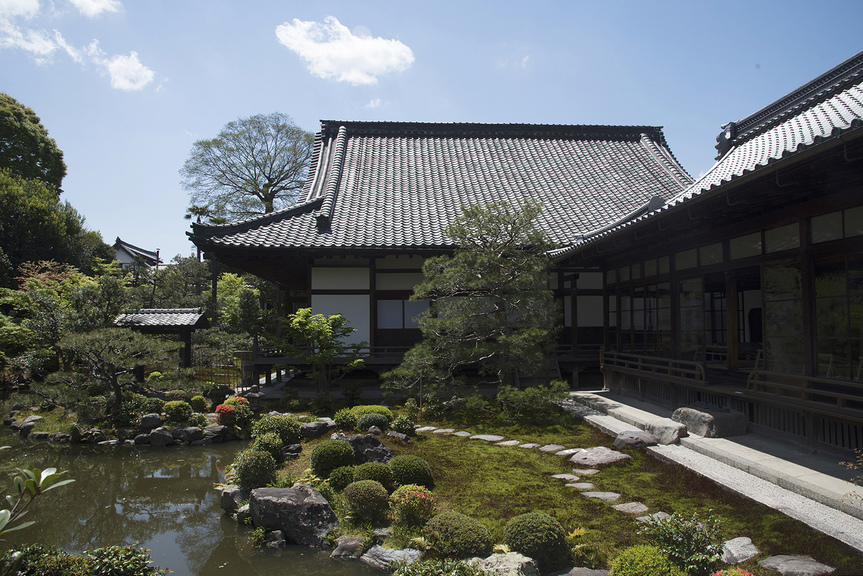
[68,0,121,18]
[366,98,381,109]
[275,16,414,85]
[0,0,40,20]
[87,40,153,90]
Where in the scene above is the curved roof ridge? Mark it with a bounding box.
[316,125,347,230]
[638,132,694,189]
[188,196,324,236]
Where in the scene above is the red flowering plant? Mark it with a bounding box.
[215,404,235,425]
[224,396,249,406]
[711,569,754,576]
[389,484,435,527]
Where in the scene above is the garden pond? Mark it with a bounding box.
[0,432,378,576]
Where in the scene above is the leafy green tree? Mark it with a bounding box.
[282,308,365,393]
[180,112,314,221]
[0,93,66,191]
[385,200,560,394]
[57,328,178,418]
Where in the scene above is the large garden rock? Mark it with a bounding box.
[220,485,249,514]
[172,426,203,444]
[249,484,338,547]
[722,536,758,564]
[645,419,687,444]
[332,433,396,463]
[360,546,421,571]
[330,536,364,559]
[759,555,834,576]
[19,415,42,438]
[568,446,630,467]
[476,552,540,576]
[672,403,747,438]
[612,430,657,449]
[301,419,335,439]
[203,424,228,443]
[148,427,175,447]
[139,413,161,432]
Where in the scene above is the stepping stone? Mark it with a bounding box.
[566,482,595,490]
[453,431,472,437]
[759,555,835,576]
[572,468,600,476]
[540,444,566,452]
[497,440,520,446]
[722,537,758,564]
[569,446,631,467]
[433,428,455,434]
[551,473,580,482]
[518,443,541,449]
[612,502,649,514]
[470,434,505,442]
[636,511,671,524]
[581,491,620,502]
[415,426,436,433]
[556,448,582,456]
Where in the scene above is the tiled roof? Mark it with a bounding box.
[113,237,161,266]
[571,50,863,251]
[114,308,206,329]
[189,122,692,252]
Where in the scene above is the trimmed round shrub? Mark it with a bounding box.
[504,511,570,572]
[232,448,277,489]
[389,454,434,488]
[392,558,488,576]
[164,389,189,402]
[189,395,209,413]
[328,466,356,492]
[224,396,249,406]
[215,404,235,425]
[140,396,164,415]
[163,400,193,425]
[333,407,358,430]
[343,480,389,524]
[252,431,285,463]
[390,484,435,527]
[351,404,393,422]
[358,412,390,432]
[188,413,208,428]
[251,414,302,444]
[354,461,395,492]
[423,510,493,559]
[608,545,686,576]
[391,415,415,436]
[310,439,355,478]
[233,403,254,430]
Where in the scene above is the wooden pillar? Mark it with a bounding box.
[726,275,739,370]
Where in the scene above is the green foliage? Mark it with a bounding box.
[189,395,209,412]
[309,391,333,415]
[2,544,168,576]
[496,380,569,420]
[164,389,191,402]
[343,480,389,525]
[384,200,560,393]
[0,454,74,537]
[503,511,570,572]
[351,404,393,421]
[0,93,66,190]
[390,484,435,528]
[389,455,434,489]
[251,413,301,444]
[281,308,366,393]
[392,415,415,436]
[608,544,686,576]
[423,510,493,559]
[638,510,724,576]
[353,461,395,493]
[357,412,390,432]
[328,466,356,492]
[233,403,254,430]
[140,396,164,415]
[252,431,285,463]
[232,449,278,490]
[163,400,193,425]
[391,558,490,576]
[333,407,358,430]
[187,413,208,428]
[309,439,355,478]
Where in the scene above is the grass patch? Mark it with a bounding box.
[12,406,76,434]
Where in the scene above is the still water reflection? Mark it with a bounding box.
[0,432,377,576]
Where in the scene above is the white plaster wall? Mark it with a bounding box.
[311,294,370,346]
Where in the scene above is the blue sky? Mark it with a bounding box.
[2,0,862,261]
